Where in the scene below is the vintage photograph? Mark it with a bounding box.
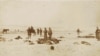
[0,0,100,56]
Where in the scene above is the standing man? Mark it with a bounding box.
[44,28,47,40]
[77,28,81,36]
[30,26,36,35]
[40,28,42,36]
[37,28,39,35]
[95,27,100,41]
[27,27,32,39]
[48,27,52,40]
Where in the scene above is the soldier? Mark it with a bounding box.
[77,28,81,36]
[37,28,39,35]
[95,27,100,41]
[48,27,52,40]
[27,27,32,39]
[30,26,36,35]
[40,28,42,36]
[44,28,47,40]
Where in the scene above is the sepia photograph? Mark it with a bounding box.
[0,0,100,56]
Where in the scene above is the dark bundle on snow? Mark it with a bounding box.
[24,40,31,42]
[46,40,53,45]
[81,41,91,45]
[37,38,61,45]
[51,38,61,44]
[78,36,95,38]
[37,38,52,45]
[15,36,22,40]
[24,40,34,45]
[37,38,45,44]
[50,46,54,50]
[59,36,65,38]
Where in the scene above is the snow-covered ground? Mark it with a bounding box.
[0,28,100,56]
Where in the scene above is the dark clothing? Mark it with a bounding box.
[44,28,47,40]
[95,28,100,40]
[27,27,32,39]
[40,28,42,36]
[48,28,52,40]
[77,29,81,36]
[30,26,36,35]
[37,28,39,35]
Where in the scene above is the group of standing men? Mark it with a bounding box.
[44,27,52,40]
[27,26,53,40]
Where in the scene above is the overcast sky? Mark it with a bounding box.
[0,0,100,29]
